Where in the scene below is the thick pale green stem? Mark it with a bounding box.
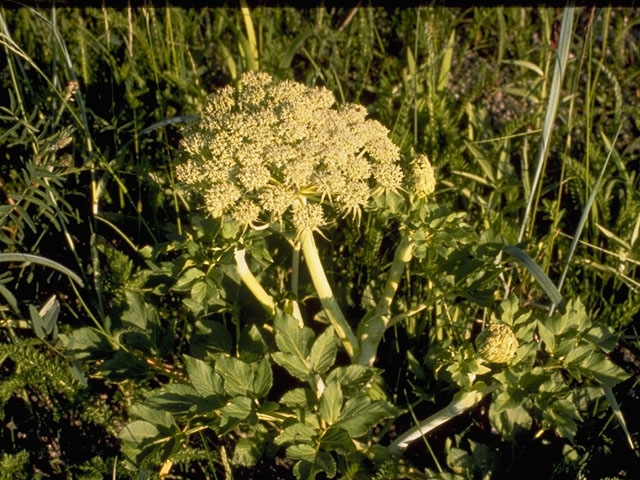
[388,386,495,454]
[357,234,414,365]
[300,229,358,360]
[234,248,275,316]
[291,242,300,297]
[376,234,414,317]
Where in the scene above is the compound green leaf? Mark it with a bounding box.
[274,311,315,359]
[578,352,630,388]
[551,398,582,421]
[319,381,342,425]
[275,422,318,446]
[128,404,176,432]
[238,324,267,362]
[447,446,474,474]
[334,396,398,438]
[184,355,223,397]
[315,451,336,478]
[65,327,113,360]
[536,319,556,353]
[232,437,263,467]
[550,299,587,336]
[280,388,316,409]
[563,345,593,366]
[221,396,253,422]
[272,352,312,382]
[585,325,618,352]
[287,444,317,462]
[219,395,254,434]
[144,383,206,414]
[293,460,314,480]
[172,267,205,291]
[122,291,157,330]
[543,401,579,441]
[119,420,161,446]
[252,356,273,398]
[320,426,353,454]
[190,319,232,357]
[325,365,376,395]
[215,355,253,397]
[309,328,337,374]
[492,391,517,414]
[488,403,532,439]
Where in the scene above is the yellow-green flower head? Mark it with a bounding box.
[475,323,519,363]
[177,71,403,229]
[292,201,325,233]
[410,154,436,199]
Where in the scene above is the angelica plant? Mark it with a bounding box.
[167,72,630,478]
[176,71,427,364]
[170,72,451,475]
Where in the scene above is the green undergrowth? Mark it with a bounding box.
[0,5,639,479]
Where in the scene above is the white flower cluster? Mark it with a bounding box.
[177,71,404,232]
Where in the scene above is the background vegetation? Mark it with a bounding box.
[0,5,638,479]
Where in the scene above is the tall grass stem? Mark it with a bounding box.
[517,4,575,242]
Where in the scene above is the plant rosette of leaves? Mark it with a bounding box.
[116,71,437,478]
[111,72,629,479]
[416,296,628,448]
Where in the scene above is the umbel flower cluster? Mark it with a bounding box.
[475,322,519,363]
[176,71,407,232]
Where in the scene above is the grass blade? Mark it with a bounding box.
[138,115,199,137]
[518,4,575,242]
[552,122,628,449]
[603,385,636,450]
[239,0,259,71]
[278,30,314,72]
[552,123,623,313]
[503,245,565,309]
[0,281,19,313]
[0,253,84,287]
[437,29,455,92]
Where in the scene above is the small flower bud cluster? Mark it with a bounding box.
[410,154,436,199]
[292,201,325,233]
[475,323,519,363]
[177,71,403,232]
